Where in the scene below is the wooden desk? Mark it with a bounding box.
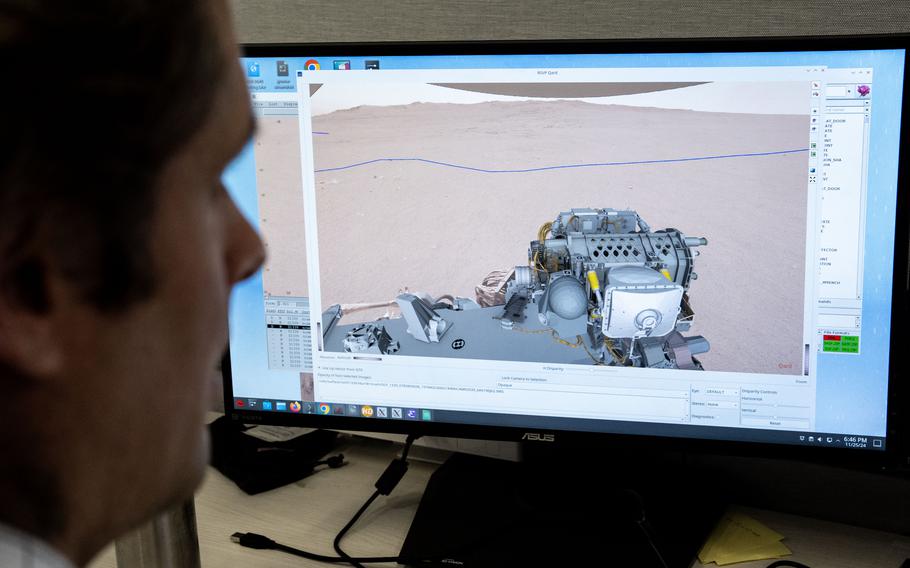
[89,435,910,568]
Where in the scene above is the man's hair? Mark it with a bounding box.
[0,0,225,313]
[0,0,228,540]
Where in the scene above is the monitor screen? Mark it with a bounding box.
[224,39,907,453]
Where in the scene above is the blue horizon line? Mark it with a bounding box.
[314,148,810,174]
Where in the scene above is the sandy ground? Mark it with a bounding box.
[254,116,309,297]
[302,100,809,375]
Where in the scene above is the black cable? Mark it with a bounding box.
[621,488,670,568]
[230,532,407,563]
[334,434,420,568]
[401,434,417,461]
[332,490,381,568]
[766,561,812,568]
[315,454,346,469]
[233,434,426,567]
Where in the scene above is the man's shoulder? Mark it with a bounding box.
[0,523,74,568]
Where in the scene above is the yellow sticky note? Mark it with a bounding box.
[713,541,791,566]
[727,513,785,542]
[698,512,791,566]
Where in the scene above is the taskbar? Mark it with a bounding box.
[232,397,886,451]
[233,398,433,421]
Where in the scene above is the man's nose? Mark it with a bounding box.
[225,197,266,284]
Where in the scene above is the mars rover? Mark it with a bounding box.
[322,208,709,369]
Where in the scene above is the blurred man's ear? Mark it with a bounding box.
[0,258,64,379]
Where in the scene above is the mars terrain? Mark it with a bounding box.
[255,94,810,376]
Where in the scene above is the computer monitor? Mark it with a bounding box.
[223,36,908,462]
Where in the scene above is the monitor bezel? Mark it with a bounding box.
[225,35,910,469]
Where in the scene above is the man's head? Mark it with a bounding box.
[0,0,264,563]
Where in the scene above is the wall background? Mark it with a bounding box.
[229,0,909,45]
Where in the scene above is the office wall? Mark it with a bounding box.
[230,0,909,44]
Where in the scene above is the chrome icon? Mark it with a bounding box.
[318,403,331,415]
[304,59,320,71]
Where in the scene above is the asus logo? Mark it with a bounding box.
[521,432,555,442]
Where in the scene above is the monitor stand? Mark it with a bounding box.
[398,447,727,568]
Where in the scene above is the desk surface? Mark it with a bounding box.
[89,435,910,568]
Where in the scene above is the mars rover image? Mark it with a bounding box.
[322,207,710,369]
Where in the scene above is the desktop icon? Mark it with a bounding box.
[333,60,351,70]
[376,407,388,418]
[365,60,380,70]
[234,399,245,408]
[421,409,432,421]
[289,401,302,413]
[248,400,258,408]
[348,404,360,416]
[276,60,289,76]
[246,61,260,77]
[857,84,870,97]
[333,405,345,415]
[303,402,315,414]
[276,401,287,411]
[262,401,273,411]
[405,409,418,420]
[304,59,321,71]
[391,408,403,419]
[808,436,814,442]
[318,403,331,415]
[799,435,805,441]
[361,405,375,418]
